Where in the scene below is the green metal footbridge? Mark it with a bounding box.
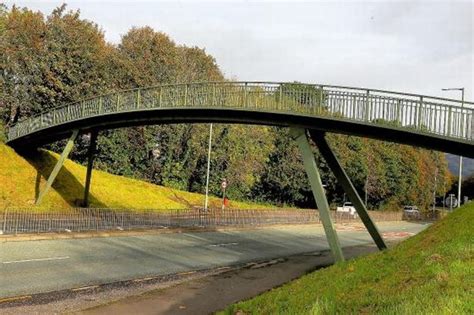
[6,81,474,262]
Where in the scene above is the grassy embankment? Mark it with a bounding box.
[222,203,474,314]
[0,143,270,211]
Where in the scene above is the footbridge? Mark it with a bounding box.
[6,81,473,262]
[7,82,473,154]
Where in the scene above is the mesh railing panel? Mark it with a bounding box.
[7,82,473,143]
[0,208,403,235]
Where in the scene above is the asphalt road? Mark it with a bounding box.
[0,222,427,298]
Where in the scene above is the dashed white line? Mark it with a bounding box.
[208,242,239,247]
[2,256,70,264]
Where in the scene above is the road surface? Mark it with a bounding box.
[0,221,427,298]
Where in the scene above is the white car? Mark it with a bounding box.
[336,202,358,217]
[403,206,421,219]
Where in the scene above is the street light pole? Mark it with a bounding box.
[204,123,213,211]
[441,87,465,208]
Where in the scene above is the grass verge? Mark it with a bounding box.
[0,143,271,211]
[221,203,474,314]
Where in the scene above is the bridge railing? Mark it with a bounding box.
[7,82,474,142]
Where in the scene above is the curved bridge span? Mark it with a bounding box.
[7,81,473,261]
[6,81,474,157]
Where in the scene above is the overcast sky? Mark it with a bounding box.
[5,0,474,100]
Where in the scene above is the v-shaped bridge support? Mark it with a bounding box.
[291,128,345,262]
[309,130,387,251]
[35,129,100,207]
[35,130,79,205]
[291,128,387,262]
[82,131,98,207]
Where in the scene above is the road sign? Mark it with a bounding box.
[221,179,227,211]
[444,194,458,210]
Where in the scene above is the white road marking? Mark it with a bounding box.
[208,242,239,247]
[2,256,70,264]
[71,285,98,292]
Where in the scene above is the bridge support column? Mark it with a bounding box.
[308,130,387,250]
[36,130,79,205]
[290,128,345,262]
[83,131,98,207]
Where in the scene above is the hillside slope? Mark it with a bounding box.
[0,143,267,211]
[223,204,474,314]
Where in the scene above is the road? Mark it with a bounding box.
[0,221,427,298]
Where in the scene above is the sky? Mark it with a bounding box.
[5,0,474,100]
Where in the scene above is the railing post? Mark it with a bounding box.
[2,208,8,234]
[116,94,120,111]
[15,210,18,235]
[137,89,141,109]
[396,99,401,125]
[418,96,424,129]
[447,106,452,137]
[365,90,370,121]
[184,84,188,106]
[279,84,283,110]
[244,82,248,107]
[159,88,162,107]
[81,101,85,117]
[212,83,216,106]
[319,86,324,114]
[351,95,356,119]
[98,97,102,114]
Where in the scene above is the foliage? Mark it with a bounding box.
[460,174,474,200]
[0,4,452,211]
[0,4,114,124]
[251,130,450,210]
[222,203,474,314]
[251,127,313,207]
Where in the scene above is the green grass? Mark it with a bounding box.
[0,143,272,211]
[221,203,474,314]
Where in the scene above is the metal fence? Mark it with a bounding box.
[0,208,402,235]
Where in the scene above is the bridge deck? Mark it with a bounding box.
[6,82,474,156]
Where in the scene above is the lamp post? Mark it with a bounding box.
[441,87,464,208]
[204,123,213,211]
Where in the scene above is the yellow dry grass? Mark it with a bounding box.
[0,143,270,211]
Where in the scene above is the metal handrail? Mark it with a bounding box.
[6,81,474,143]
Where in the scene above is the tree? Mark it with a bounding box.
[2,5,116,124]
[0,4,452,211]
[0,5,46,123]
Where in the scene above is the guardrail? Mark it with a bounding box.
[0,208,403,235]
[7,82,474,143]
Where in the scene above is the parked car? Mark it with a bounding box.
[336,202,358,218]
[403,205,421,220]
